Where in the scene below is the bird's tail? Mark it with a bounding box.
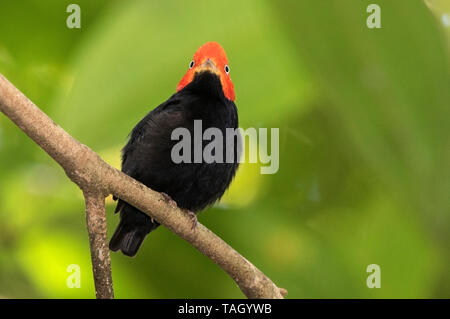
[109,200,159,257]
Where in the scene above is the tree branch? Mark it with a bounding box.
[0,73,286,299]
[84,191,114,299]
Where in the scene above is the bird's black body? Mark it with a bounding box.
[109,71,240,256]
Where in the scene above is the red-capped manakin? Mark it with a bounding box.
[109,42,240,257]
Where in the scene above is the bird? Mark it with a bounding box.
[109,42,240,257]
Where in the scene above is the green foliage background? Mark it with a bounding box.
[0,0,448,298]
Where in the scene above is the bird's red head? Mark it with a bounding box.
[177,42,235,101]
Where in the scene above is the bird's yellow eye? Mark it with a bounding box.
[189,60,195,69]
[224,65,230,74]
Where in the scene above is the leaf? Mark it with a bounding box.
[270,0,450,221]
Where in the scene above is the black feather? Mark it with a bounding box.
[110,71,240,256]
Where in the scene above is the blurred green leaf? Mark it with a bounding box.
[271,0,450,228]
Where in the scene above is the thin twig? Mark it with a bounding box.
[84,191,114,299]
[0,73,286,299]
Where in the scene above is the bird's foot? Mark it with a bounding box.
[160,192,177,208]
[185,210,198,231]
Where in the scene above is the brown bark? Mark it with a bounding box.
[84,192,114,299]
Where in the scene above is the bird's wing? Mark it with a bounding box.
[113,95,185,206]
[120,94,186,178]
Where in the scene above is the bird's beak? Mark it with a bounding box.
[196,58,219,75]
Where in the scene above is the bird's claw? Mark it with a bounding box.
[185,210,198,231]
[161,192,177,208]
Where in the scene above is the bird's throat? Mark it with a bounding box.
[189,71,226,100]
